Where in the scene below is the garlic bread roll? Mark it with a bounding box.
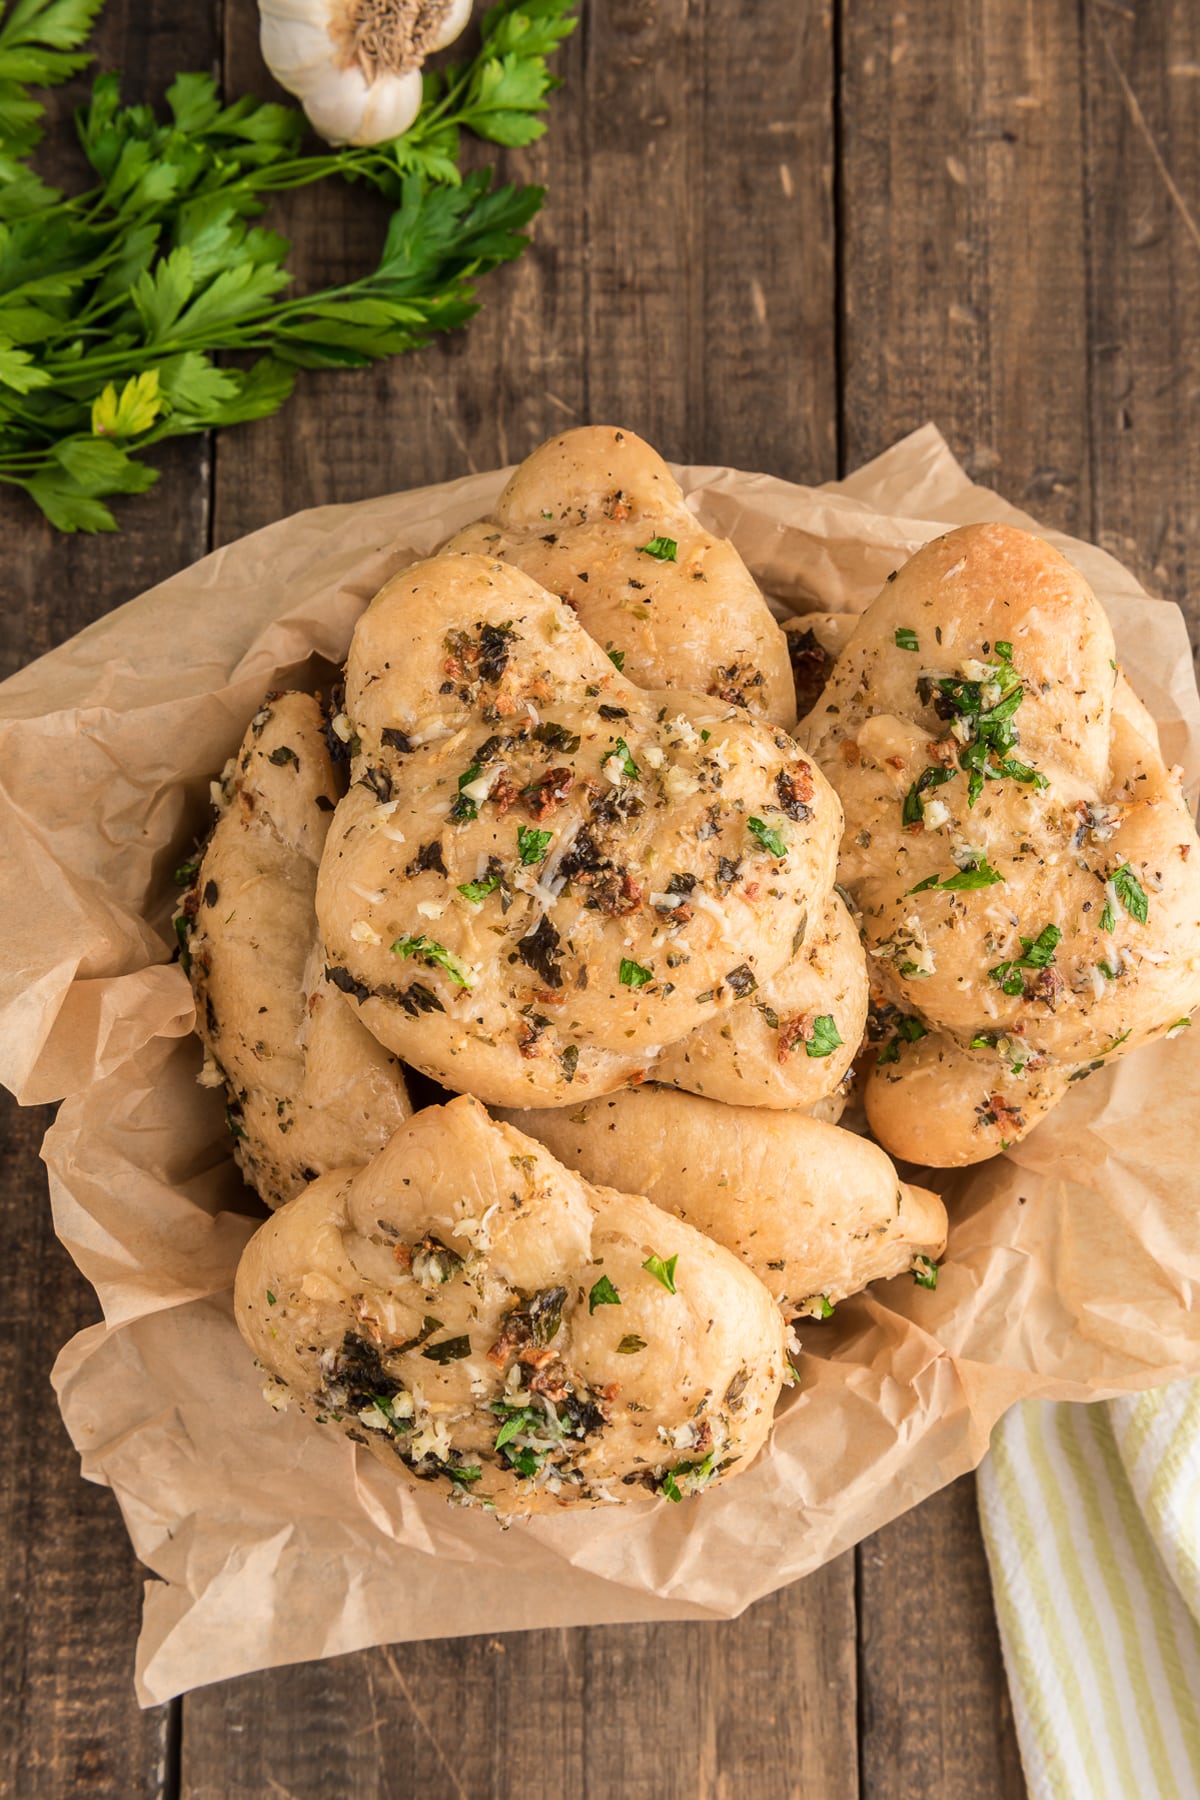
[502,1086,947,1313]
[184,692,411,1207]
[235,1096,786,1513]
[447,425,795,726]
[315,552,842,1108]
[802,523,1200,1165]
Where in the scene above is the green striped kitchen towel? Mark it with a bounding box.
[978,1384,1200,1798]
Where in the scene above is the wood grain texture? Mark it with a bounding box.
[0,1098,174,1800]
[181,1564,858,1800]
[857,1481,1027,1800]
[192,7,857,1798]
[1083,0,1200,639]
[0,4,217,670]
[840,0,1090,537]
[0,6,218,1795]
[838,3,1094,1795]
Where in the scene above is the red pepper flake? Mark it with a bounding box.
[776,1012,814,1064]
[524,767,575,820]
[490,772,520,815]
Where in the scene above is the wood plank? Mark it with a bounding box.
[0,1099,176,1800]
[181,1559,857,1800]
[858,1481,1027,1800]
[0,4,221,1796]
[0,4,217,670]
[840,0,1090,538]
[189,5,854,1796]
[839,3,1093,1794]
[1082,0,1200,640]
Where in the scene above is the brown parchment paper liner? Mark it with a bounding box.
[5,427,1200,1705]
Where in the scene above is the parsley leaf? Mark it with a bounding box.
[911,1256,939,1290]
[747,815,787,857]
[611,737,639,779]
[618,957,653,988]
[990,923,1061,995]
[458,870,501,904]
[902,765,955,827]
[607,649,625,671]
[637,535,677,561]
[1100,900,1116,933]
[912,855,1005,893]
[391,933,475,989]
[894,627,919,651]
[806,1014,843,1058]
[616,1334,646,1354]
[421,1333,473,1365]
[588,1275,621,1312]
[642,1253,678,1294]
[1112,863,1149,925]
[517,825,553,865]
[0,7,579,529]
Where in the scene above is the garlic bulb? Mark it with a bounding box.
[259,0,473,147]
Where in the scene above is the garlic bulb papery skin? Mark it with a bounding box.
[259,0,473,148]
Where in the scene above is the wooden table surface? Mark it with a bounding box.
[3,1,1198,1795]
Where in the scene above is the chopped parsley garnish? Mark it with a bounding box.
[919,650,1048,807]
[638,535,678,561]
[619,958,654,988]
[421,1334,473,1365]
[458,870,501,904]
[588,1275,622,1312]
[612,737,639,779]
[1111,863,1149,925]
[505,1445,543,1478]
[894,627,919,651]
[806,1015,843,1059]
[617,1334,647,1354]
[1168,1017,1192,1034]
[642,1253,678,1294]
[445,1464,482,1486]
[811,1295,835,1319]
[450,763,482,822]
[533,720,581,754]
[877,1014,927,1063]
[911,1256,939,1290]
[517,826,553,866]
[990,923,1061,996]
[173,856,200,887]
[266,1290,277,1306]
[396,1315,445,1354]
[747,816,787,857]
[268,744,298,766]
[1100,900,1116,933]
[909,856,1004,894]
[391,934,475,989]
[902,765,955,827]
[561,1043,580,1081]
[607,649,626,671]
[492,1405,545,1450]
[658,1450,717,1503]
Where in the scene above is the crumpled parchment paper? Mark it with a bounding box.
[5,424,1199,1705]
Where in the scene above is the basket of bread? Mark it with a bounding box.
[7,423,1200,1696]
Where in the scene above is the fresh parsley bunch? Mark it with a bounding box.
[0,0,577,531]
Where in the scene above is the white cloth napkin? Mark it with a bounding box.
[978,1384,1200,1797]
